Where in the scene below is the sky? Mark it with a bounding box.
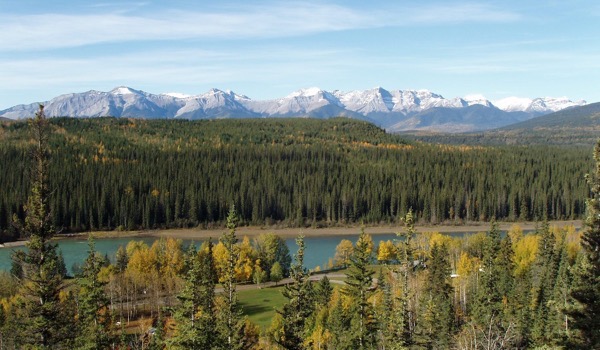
[1,0,599,109]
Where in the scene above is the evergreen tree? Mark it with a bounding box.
[170,240,217,349]
[76,234,113,349]
[215,205,247,350]
[566,140,600,348]
[396,209,416,347]
[510,263,533,348]
[148,309,166,350]
[278,235,314,350]
[414,242,455,349]
[549,241,573,344]
[10,105,72,348]
[326,290,352,350]
[470,221,515,349]
[316,275,333,306]
[115,245,128,273]
[531,221,560,345]
[342,229,377,349]
[472,221,502,324]
[376,267,405,350]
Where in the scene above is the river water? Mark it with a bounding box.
[0,231,479,274]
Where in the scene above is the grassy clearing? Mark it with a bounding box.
[239,285,287,328]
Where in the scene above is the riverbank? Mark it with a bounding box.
[58,220,582,241]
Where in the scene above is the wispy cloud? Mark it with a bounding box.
[407,3,521,24]
[0,2,520,51]
[0,46,353,94]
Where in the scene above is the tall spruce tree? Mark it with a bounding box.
[396,209,416,347]
[550,240,573,344]
[414,242,455,349]
[278,235,314,350]
[531,221,559,346]
[170,240,217,349]
[566,140,600,348]
[342,228,377,349]
[11,105,72,348]
[469,221,516,349]
[216,205,246,350]
[76,234,113,349]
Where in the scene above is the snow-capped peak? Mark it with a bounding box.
[494,96,586,113]
[162,92,192,99]
[110,86,136,95]
[286,87,323,98]
[493,97,532,112]
[464,94,493,107]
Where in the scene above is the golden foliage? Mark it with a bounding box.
[377,240,398,263]
[513,235,539,277]
[333,239,354,267]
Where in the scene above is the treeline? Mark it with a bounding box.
[0,117,592,240]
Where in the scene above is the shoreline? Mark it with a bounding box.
[0,220,583,247]
[53,220,583,241]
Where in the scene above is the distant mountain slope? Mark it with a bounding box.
[403,102,600,146]
[500,102,600,130]
[387,105,531,132]
[0,86,587,133]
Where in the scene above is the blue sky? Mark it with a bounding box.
[1,0,599,109]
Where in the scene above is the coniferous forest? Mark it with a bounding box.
[0,110,599,349]
[0,116,592,242]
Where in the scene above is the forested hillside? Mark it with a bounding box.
[0,117,592,240]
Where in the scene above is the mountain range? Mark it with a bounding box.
[0,86,587,132]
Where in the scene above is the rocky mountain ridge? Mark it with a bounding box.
[0,86,587,132]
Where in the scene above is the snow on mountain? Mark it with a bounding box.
[463,94,494,107]
[110,86,137,95]
[493,97,533,112]
[494,96,586,113]
[0,86,588,132]
[245,87,341,115]
[174,88,254,119]
[333,88,471,115]
[162,92,192,99]
[333,87,395,114]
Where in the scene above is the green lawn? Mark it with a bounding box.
[239,286,287,328]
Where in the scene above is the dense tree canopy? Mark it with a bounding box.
[0,117,591,241]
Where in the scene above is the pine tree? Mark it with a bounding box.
[11,105,72,348]
[115,245,128,273]
[326,290,352,349]
[469,221,516,349]
[396,209,416,347]
[342,228,377,349]
[215,205,247,350]
[472,221,502,324]
[316,275,333,306]
[76,234,113,349]
[148,309,166,350]
[531,221,560,345]
[170,240,217,349]
[550,241,573,344]
[414,242,455,349]
[278,235,314,350]
[376,268,401,350]
[566,140,600,348]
